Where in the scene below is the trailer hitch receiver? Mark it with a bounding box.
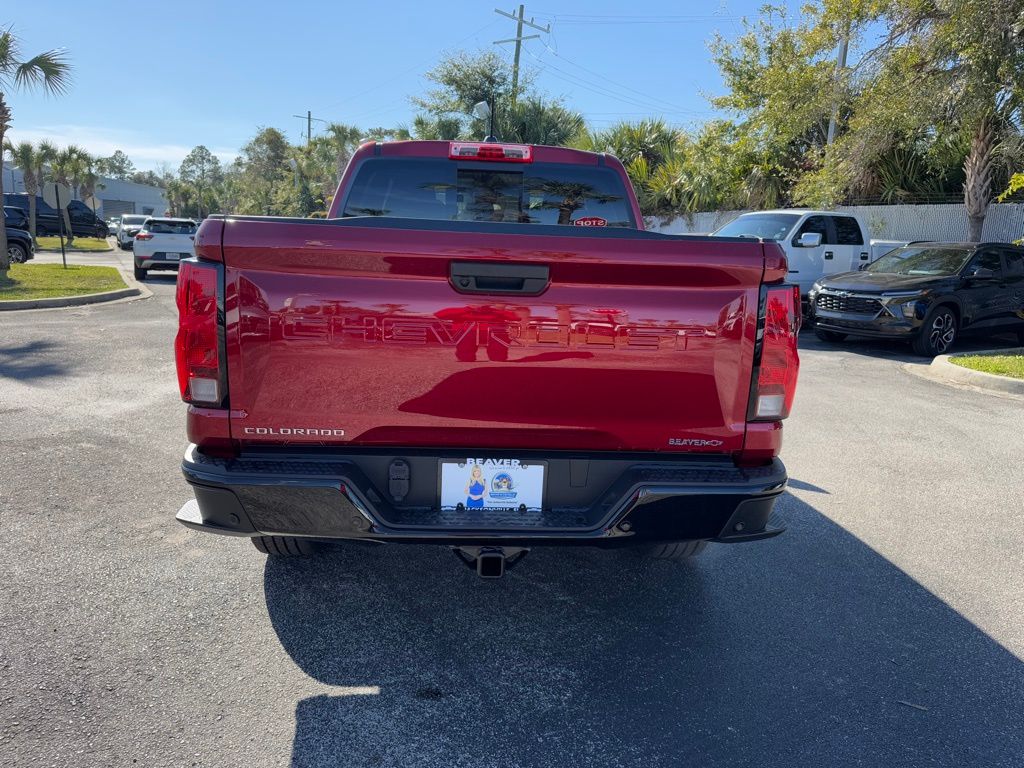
[452,546,529,578]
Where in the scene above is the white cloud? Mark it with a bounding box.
[5,124,238,170]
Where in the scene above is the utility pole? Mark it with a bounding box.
[494,5,550,104]
[826,29,850,146]
[293,111,328,147]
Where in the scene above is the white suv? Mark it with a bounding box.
[116,214,151,250]
[132,218,197,280]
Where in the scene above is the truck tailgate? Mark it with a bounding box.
[220,218,766,454]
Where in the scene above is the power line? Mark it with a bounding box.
[531,13,741,24]
[537,37,698,115]
[522,44,705,116]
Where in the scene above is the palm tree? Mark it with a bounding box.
[497,98,584,147]
[324,123,363,182]
[576,120,680,169]
[2,139,47,243]
[79,154,103,217]
[0,28,70,274]
[48,146,87,244]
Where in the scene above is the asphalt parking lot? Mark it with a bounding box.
[2,252,1023,767]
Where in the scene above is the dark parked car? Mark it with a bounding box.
[2,193,108,238]
[5,226,35,264]
[4,205,30,231]
[808,242,1024,356]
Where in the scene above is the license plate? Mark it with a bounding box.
[166,252,182,260]
[439,459,544,512]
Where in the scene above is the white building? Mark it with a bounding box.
[2,161,168,218]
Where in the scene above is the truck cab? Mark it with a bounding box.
[712,209,872,296]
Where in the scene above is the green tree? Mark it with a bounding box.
[998,172,1024,202]
[411,50,583,146]
[413,49,561,143]
[233,127,292,215]
[46,145,90,243]
[573,119,680,168]
[0,27,70,274]
[364,126,413,142]
[130,169,167,187]
[79,153,103,214]
[788,0,1024,237]
[96,149,135,180]
[412,50,516,138]
[2,139,55,243]
[165,178,191,217]
[496,97,584,146]
[871,0,1023,239]
[178,145,223,218]
[574,119,751,218]
[323,122,364,182]
[412,114,462,140]
[708,5,843,212]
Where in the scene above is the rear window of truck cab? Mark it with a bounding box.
[340,158,636,228]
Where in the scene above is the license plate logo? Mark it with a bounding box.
[440,459,544,512]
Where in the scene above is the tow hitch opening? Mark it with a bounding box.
[452,546,529,578]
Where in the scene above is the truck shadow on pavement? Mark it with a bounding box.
[263,492,1024,768]
[0,340,73,382]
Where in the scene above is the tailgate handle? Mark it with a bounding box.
[450,262,549,295]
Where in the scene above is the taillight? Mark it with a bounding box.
[135,231,153,240]
[449,142,533,162]
[175,260,223,405]
[750,284,800,421]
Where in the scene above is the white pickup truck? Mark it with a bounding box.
[711,210,906,297]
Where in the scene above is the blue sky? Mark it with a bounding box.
[5,1,798,170]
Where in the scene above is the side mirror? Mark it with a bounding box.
[967,266,995,280]
[798,232,822,248]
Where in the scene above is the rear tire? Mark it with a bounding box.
[251,536,318,556]
[644,540,708,561]
[814,328,848,343]
[912,306,957,357]
[133,264,147,281]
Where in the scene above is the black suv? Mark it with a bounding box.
[4,205,30,231]
[2,193,108,238]
[808,242,1024,356]
[5,227,35,264]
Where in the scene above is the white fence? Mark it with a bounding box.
[649,203,1024,242]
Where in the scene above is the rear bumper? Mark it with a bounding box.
[136,256,181,270]
[177,445,787,547]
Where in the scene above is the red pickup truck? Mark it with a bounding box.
[174,140,799,577]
